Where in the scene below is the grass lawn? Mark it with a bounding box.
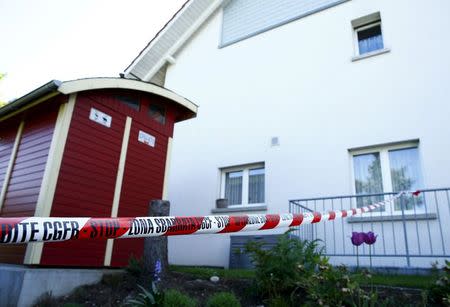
[170,265,255,279]
[363,273,435,289]
[170,265,435,289]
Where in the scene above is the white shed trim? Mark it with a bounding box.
[58,78,198,115]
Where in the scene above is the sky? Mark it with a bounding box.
[0,0,186,102]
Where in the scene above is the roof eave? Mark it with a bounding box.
[124,0,224,81]
[59,78,198,121]
[124,0,192,75]
[0,80,61,119]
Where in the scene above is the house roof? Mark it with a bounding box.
[124,0,225,81]
[0,77,198,121]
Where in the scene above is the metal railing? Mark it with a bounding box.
[289,188,450,267]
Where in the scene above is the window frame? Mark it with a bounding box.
[351,12,390,61]
[219,163,265,208]
[349,141,424,214]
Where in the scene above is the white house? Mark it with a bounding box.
[123,0,450,269]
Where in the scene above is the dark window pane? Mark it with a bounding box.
[117,96,140,111]
[357,24,384,54]
[358,25,381,40]
[248,168,264,204]
[149,104,166,124]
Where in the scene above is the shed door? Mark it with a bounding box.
[40,95,127,266]
[111,120,168,267]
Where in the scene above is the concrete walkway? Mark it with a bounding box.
[0,264,122,307]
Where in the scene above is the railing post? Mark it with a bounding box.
[400,196,411,267]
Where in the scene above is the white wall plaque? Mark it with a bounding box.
[89,108,112,128]
[138,130,156,147]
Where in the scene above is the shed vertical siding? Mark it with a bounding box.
[36,90,183,267]
[0,105,59,264]
[0,122,21,264]
[0,125,16,196]
[111,120,168,266]
[40,93,126,266]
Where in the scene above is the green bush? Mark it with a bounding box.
[163,289,197,307]
[245,232,387,306]
[423,260,450,306]
[245,232,327,301]
[301,265,381,306]
[206,292,241,307]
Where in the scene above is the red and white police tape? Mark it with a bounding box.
[0,191,420,244]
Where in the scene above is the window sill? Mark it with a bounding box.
[351,48,391,62]
[348,213,436,223]
[211,205,267,214]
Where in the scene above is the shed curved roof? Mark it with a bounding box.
[59,78,197,114]
[0,77,197,121]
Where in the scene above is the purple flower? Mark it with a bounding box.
[154,259,162,282]
[351,232,365,246]
[364,231,377,245]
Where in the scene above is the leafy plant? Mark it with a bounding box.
[245,232,392,306]
[163,289,197,307]
[126,283,164,306]
[245,232,326,302]
[423,260,450,306]
[301,265,383,306]
[206,292,241,307]
[127,255,144,277]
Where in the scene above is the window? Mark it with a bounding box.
[117,95,140,111]
[149,104,166,124]
[352,12,386,57]
[355,22,383,55]
[351,142,424,212]
[221,164,265,206]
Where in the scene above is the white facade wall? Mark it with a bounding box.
[163,0,450,267]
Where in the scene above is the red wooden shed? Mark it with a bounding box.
[0,78,197,267]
